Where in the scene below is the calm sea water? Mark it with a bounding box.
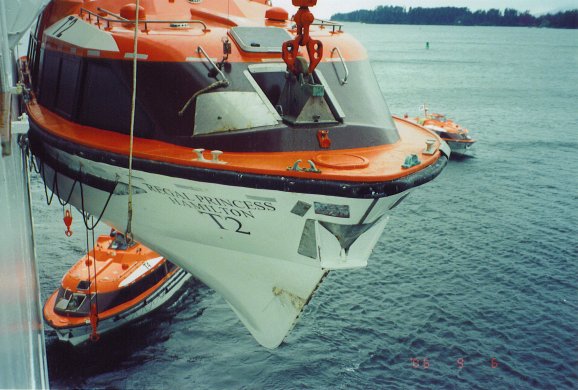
[30,24,578,389]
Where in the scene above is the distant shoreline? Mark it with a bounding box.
[331,6,578,29]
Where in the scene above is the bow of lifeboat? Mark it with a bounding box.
[43,232,191,346]
[28,0,448,348]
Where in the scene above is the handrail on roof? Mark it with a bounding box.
[312,18,343,32]
[79,8,209,32]
[96,7,128,21]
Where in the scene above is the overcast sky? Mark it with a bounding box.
[272,0,577,19]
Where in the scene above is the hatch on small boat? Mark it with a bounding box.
[43,231,191,346]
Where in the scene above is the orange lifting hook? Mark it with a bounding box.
[282,0,323,75]
[63,209,73,237]
[89,303,100,342]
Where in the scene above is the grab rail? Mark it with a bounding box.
[312,19,343,33]
[331,47,349,85]
[79,8,208,32]
[197,46,228,83]
[96,7,128,21]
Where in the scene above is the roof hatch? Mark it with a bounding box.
[230,26,292,53]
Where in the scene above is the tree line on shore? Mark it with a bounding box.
[331,6,578,29]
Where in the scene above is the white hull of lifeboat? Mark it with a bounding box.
[54,268,192,346]
[445,140,475,153]
[40,144,409,348]
[423,126,473,154]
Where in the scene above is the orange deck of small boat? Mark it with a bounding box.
[44,235,173,328]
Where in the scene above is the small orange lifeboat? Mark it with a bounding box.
[411,108,476,154]
[43,231,191,346]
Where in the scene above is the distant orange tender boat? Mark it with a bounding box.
[43,232,191,346]
[410,108,476,154]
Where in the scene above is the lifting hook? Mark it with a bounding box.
[63,209,73,237]
[282,0,323,75]
[89,302,100,342]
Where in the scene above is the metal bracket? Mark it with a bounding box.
[422,139,438,155]
[402,154,421,169]
[287,159,321,173]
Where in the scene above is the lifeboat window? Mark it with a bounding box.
[96,261,170,313]
[38,51,82,119]
[79,61,155,137]
[54,288,90,316]
[54,289,71,312]
[166,262,176,273]
[247,64,345,123]
[194,91,280,135]
[230,27,291,53]
[55,55,82,119]
[246,64,287,109]
[65,293,87,312]
[316,60,398,132]
[77,280,91,290]
[38,51,60,110]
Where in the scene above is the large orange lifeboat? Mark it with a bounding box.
[43,231,191,346]
[27,0,449,348]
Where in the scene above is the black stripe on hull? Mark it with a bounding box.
[28,122,448,199]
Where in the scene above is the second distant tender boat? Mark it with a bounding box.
[43,231,191,346]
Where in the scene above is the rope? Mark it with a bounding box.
[26,136,117,230]
[24,138,115,229]
[37,156,79,207]
[178,79,229,117]
[125,0,141,242]
[50,157,79,207]
[84,213,100,342]
[40,160,56,205]
[84,213,92,310]
[78,178,116,231]
[29,146,73,206]
[29,152,41,174]
[90,216,99,316]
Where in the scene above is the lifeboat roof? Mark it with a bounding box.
[61,233,166,295]
[44,0,366,63]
